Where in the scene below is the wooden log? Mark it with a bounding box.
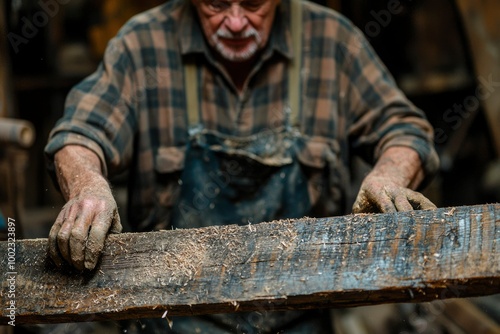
[0,119,36,148]
[1,204,499,325]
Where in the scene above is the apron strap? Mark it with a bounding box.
[289,0,303,128]
[183,0,303,128]
[184,61,200,129]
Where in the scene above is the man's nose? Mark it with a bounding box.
[224,4,248,33]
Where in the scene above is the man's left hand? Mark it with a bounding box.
[352,173,436,213]
[352,146,437,214]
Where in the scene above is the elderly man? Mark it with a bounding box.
[45,0,439,332]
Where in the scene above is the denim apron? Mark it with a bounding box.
[170,126,310,229]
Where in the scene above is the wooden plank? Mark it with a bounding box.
[0,119,35,148]
[1,204,499,325]
[455,0,500,157]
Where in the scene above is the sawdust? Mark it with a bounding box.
[153,219,301,287]
[159,230,208,286]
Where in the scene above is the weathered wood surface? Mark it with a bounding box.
[1,204,499,325]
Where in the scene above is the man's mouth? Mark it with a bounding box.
[220,36,254,47]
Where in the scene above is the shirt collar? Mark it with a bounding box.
[179,2,208,55]
[178,0,293,60]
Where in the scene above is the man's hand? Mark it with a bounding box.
[48,145,122,271]
[352,146,436,213]
[49,188,121,271]
[352,174,436,213]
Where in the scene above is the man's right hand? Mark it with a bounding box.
[48,145,122,271]
[48,188,122,271]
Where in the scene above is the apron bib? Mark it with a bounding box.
[171,127,311,229]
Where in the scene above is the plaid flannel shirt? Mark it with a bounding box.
[45,0,439,230]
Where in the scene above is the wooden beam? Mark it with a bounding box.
[1,204,499,325]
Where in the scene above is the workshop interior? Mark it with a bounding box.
[1,0,499,333]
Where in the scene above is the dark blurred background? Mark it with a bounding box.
[0,0,499,333]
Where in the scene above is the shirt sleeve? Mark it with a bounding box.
[44,36,137,179]
[342,26,440,187]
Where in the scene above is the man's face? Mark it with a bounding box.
[193,0,281,62]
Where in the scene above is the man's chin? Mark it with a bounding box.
[216,45,258,63]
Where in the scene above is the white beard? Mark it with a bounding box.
[211,26,262,62]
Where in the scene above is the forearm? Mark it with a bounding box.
[371,146,425,190]
[54,145,108,201]
[50,145,121,270]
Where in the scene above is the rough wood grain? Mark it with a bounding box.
[1,204,499,325]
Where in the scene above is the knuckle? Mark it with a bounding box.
[78,196,115,214]
[80,197,98,210]
[70,229,86,243]
[57,228,70,241]
[49,226,59,239]
[95,199,107,211]
[55,211,66,223]
[86,235,103,250]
